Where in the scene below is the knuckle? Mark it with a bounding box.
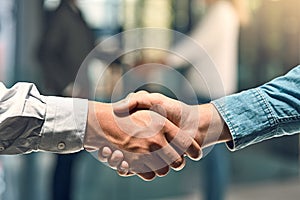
[137,90,149,95]
[127,92,135,99]
[152,93,163,100]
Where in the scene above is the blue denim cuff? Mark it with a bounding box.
[212,88,276,151]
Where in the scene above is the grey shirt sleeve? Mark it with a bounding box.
[0,82,88,154]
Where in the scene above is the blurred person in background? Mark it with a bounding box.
[38,0,95,199]
[165,0,249,199]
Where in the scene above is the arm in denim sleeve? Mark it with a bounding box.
[212,65,300,151]
[0,82,88,154]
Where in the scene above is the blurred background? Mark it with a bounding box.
[0,0,299,199]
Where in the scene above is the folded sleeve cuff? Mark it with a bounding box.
[39,96,88,153]
[212,88,276,151]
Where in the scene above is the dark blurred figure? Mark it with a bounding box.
[38,0,94,200]
[39,0,94,97]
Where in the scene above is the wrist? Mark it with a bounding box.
[83,101,109,151]
[197,103,232,148]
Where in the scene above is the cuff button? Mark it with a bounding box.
[57,142,66,150]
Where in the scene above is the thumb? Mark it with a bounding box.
[113,97,133,114]
[113,91,151,114]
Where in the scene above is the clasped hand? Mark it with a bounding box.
[84,91,221,181]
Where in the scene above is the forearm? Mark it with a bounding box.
[212,65,300,151]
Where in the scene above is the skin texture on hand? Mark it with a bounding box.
[114,91,232,148]
[107,91,232,176]
[83,101,202,181]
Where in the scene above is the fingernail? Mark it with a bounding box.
[102,147,112,157]
[120,161,129,170]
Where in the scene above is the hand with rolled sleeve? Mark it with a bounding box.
[105,65,300,176]
[0,82,201,180]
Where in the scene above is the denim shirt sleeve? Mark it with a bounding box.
[212,65,300,151]
[0,82,88,154]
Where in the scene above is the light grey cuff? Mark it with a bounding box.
[39,96,88,153]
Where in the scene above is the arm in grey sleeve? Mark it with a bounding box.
[0,82,88,154]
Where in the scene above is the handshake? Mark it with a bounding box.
[84,91,232,181]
